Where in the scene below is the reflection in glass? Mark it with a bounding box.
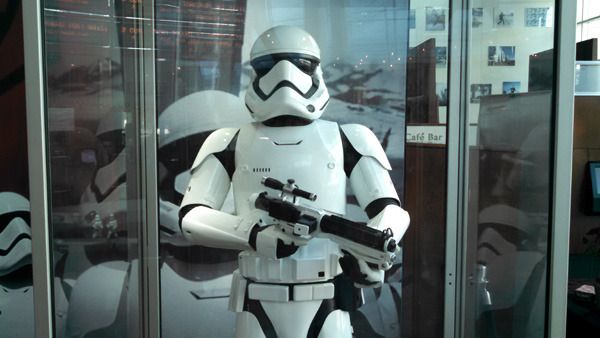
[465,0,556,336]
[42,1,146,337]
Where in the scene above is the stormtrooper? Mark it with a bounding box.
[180,26,410,338]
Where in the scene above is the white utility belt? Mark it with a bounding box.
[248,280,335,302]
[229,271,335,312]
[237,241,343,282]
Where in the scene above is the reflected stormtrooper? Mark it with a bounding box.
[0,192,69,338]
[64,90,248,338]
[180,26,410,337]
[79,111,128,238]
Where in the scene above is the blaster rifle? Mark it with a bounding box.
[254,177,398,269]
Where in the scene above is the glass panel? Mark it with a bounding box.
[156,1,423,337]
[402,1,450,337]
[155,1,246,336]
[42,1,146,337]
[463,0,556,337]
[0,1,34,337]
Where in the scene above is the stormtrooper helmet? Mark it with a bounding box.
[245,26,330,122]
[0,192,31,276]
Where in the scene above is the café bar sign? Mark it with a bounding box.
[406,125,446,145]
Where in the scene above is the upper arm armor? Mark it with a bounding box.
[181,128,239,212]
[341,124,400,213]
[340,124,391,171]
[190,128,239,173]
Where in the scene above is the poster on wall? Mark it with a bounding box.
[426,7,446,31]
[436,83,448,107]
[525,7,550,27]
[436,46,447,66]
[503,81,521,94]
[470,84,492,103]
[488,46,516,66]
[493,8,515,27]
[472,8,483,28]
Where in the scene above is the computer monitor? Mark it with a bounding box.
[589,161,600,213]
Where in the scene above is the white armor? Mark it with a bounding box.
[181,26,410,338]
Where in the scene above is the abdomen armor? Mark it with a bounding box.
[233,119,346,283]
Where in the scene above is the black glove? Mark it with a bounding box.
[339,250,384,287]
[248,224,307,259]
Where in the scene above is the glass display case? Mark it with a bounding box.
[14,0,576,337]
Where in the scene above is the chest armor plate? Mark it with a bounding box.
[232,120,346,217]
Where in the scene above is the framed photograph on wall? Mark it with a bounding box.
[502,81,521,94]
[493,8,515,27]
[525,8,550,27]
[472,8,483,28]
[426,7,446,31]
[436,47,447,66]
[436,83,448,107]
[470,84,492,103]
[409,9,416,29]
[488,46,516,66]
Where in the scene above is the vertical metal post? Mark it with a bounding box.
[548,0,576,337]
[139,2,161,338]
[23,1,54,337]
[444,0,468,337]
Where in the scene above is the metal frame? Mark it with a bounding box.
[548,0,576,337]
[139,2,161,338]
[23,1,54,337]
[444,0,468,337]
[121,1,161,337]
